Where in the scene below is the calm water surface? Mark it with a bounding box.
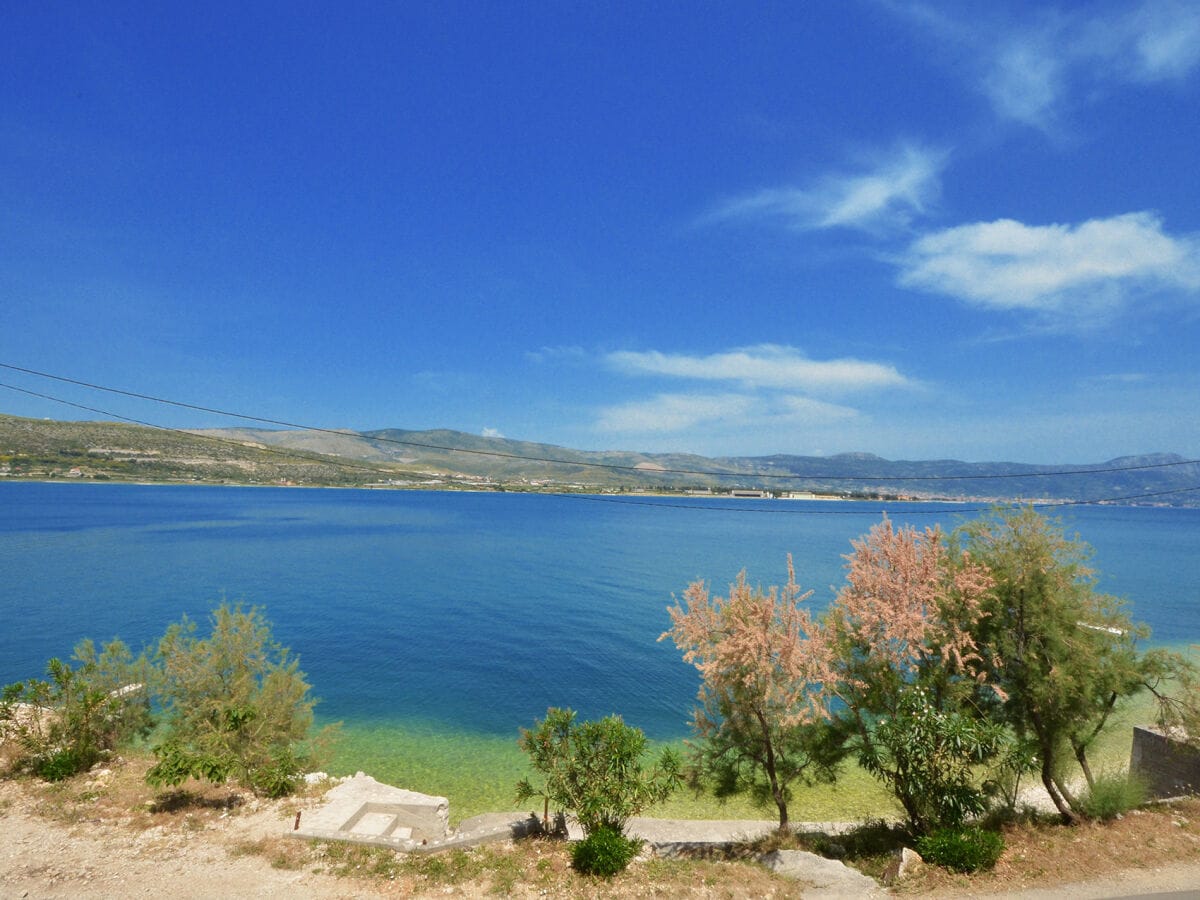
[2,487,1200,816]
[3,482,1199,744]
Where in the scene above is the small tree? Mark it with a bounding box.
[661,557,841,830]
[516,707,680,836]
[961,507,1169,823]
[826,517,1001,833]
[147,602,328,797]
[1,638,152,781]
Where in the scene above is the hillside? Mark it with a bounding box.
[2,412,1198,504]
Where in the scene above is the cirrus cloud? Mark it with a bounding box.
[606,344,911,393]
[595,391,858,434]
[898,212,1200,317]
[708,142,947,234]
[895,1,1200,131]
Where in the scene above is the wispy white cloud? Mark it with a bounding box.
[481,427,504,438]
[595,391,857,435]
[596,393,757,433]
[595,344,904,441]
[1082,0,1200,83]
[898,211,1200,317]
[980,1,1200,128]
[607,344,910,392]
[525,345,586,364]
[984,31,1068,128]
[709,142,947,234]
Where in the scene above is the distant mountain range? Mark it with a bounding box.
[2,412,1198,506]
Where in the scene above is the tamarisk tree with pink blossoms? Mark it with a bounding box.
[661,556,843,831]
[825,517,1006,833]
[664,519,1009,834]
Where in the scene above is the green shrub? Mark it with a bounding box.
[148,603,333,797]
[570,826,642,876]
[916,826,1005,873]
[1081,771,1147,821]
[516,707,680,835]
[36,746,101,782]
[1,639,152,782]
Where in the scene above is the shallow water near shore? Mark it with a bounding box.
[3,482,1198,817]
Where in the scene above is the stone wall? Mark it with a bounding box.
[1129,726,1200,798]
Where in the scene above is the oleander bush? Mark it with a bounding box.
[516,707,680,835]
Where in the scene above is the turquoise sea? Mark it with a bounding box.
[3,482,1198,817]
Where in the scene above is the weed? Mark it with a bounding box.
[317,841,404,879]
[570,826,642,876]
[916,826,1005,873]
[1081,771,1147,821]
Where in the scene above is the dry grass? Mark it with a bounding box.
[897,799,1200,895]
[244,836,811,898]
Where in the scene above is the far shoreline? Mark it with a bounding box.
[3,475,1189,509]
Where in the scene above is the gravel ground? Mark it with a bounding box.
[4,775,1200,899]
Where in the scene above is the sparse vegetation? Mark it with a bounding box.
[1080,770,1148,821]
[0,638,152,781]
[7,412,1200,501]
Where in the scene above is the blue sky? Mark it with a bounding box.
[3,1,1199,463]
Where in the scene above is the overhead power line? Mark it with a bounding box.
[3,374,1199,515]
[0,382,411,478]
[2,360,1199,485]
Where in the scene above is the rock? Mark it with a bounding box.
[882,846,923,885]
[759,849,883,897]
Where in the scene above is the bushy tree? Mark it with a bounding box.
[661,557,841,830]
[1,638,152,781]
[147,602,327,797]
[861,687,1007,830]
[960,507,1168,822]
[825,517,1001,833]
[516,707,680,836]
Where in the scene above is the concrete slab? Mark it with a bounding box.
[291,773,449,851]
[289,773,866,871]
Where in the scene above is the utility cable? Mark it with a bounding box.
[0,382,414,480]
[2,360,1198,484]
[4,378,1199,515]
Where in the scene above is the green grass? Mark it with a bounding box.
[325,719,898,825]
[323,677,1178,827]
[320,644,1197,824]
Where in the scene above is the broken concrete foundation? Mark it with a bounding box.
[290,772,539,854]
